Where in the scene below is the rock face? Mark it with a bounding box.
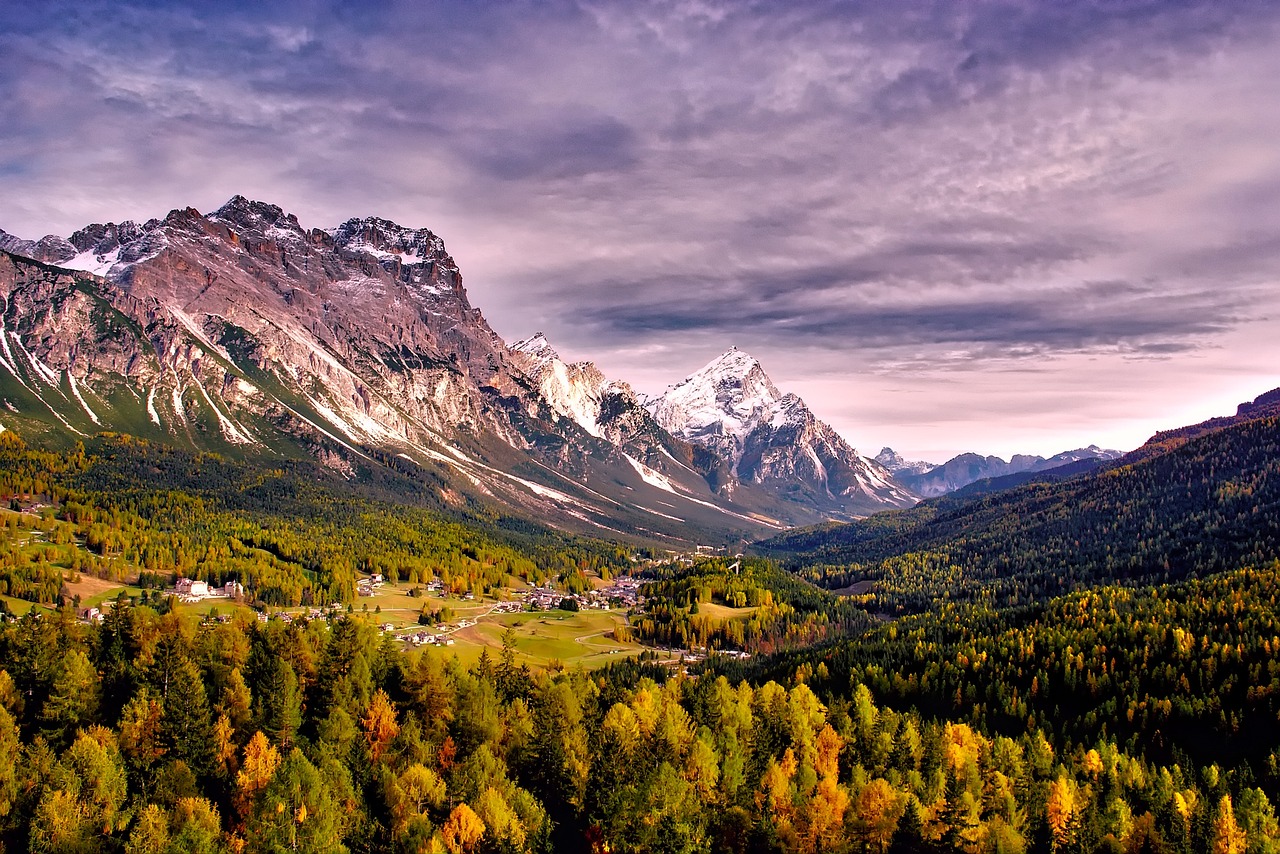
[0,196,913,539]
[648,349,916,518]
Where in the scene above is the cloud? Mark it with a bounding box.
[2,0,1280,455]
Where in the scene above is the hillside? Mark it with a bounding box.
[756,397,1280,611]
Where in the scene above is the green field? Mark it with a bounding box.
[445,609,649,669]
[350,582,657,670]
[5,563,660,671]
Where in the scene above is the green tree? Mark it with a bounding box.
[246,748,346,854]
[40,648,99,748]
[162,657,215,775]
[258,657,303,749]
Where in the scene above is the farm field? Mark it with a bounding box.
[445,609,650,669]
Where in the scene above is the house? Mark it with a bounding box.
[175,578,210,597]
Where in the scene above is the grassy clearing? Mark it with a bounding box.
[696,602,760,623]
[445,609,653,670]
[61,574,132,607]
[1,594,44,616]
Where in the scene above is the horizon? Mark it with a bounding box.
[2,1,1278,461]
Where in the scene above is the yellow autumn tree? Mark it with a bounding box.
[387,763,447,836]
[235,731,281,820]
[214,713,238,777]
[362,689,400,763]
[757,747,799,846]
[475,786,526,850]
[1212,794,1247,854]
[798,775,849,854]
[1046,775,1078,850]
[815,724,843,780]
[852,778,902,854]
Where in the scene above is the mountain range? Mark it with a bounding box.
[876,445,1124,497]
[0,196,925,543]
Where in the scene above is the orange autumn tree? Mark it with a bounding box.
[440,803,486,854]
[362,689,400,763]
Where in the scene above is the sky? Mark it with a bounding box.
[3,0,1280,462]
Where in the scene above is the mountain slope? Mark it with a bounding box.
[1,197,889,542]
[756,388,1280,609]
[648,349,916,519]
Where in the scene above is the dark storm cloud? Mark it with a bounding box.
[563,269,1239,355]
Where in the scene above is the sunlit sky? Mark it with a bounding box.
[3,1,1279,462]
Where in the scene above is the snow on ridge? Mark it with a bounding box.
[191,377,256,445]
[624,453,678,494]
[510,332,558,360]
[58,247,121,276]
[146,388,160,426]
[66,372,101,425]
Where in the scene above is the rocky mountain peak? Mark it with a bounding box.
[649,350,916,516]
[329,216,449,265]
[873,447,934,477]
[69,221,148,255]
[0,228,76,264]
[510,332,559,363]
[649,348,783,450]
[209,196,308,244]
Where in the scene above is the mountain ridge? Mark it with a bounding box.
[0,197,915,541]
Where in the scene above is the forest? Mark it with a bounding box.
[2,597,1277,853]
[0,431,632,610]
[758,416,1280,614]
[1,410,1280,851]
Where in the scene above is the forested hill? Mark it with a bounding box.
[755,409,1280,611]
[0,430,634,609]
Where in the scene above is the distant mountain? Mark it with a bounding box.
[949,456,1113,498]
[647,349,916,519]
[896,445,1123,496]
[874,447,934,477]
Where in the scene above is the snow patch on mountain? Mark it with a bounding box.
[623,453,678,494]
[509,332,615,438]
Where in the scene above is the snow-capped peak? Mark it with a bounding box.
[510,332,560,363]
[648,349,917,513]
[647,348,782,459]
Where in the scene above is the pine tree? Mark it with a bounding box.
[162,657,215,776]
[888,797,932,854]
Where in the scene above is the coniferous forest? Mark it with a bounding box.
[2,413,1280,852]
